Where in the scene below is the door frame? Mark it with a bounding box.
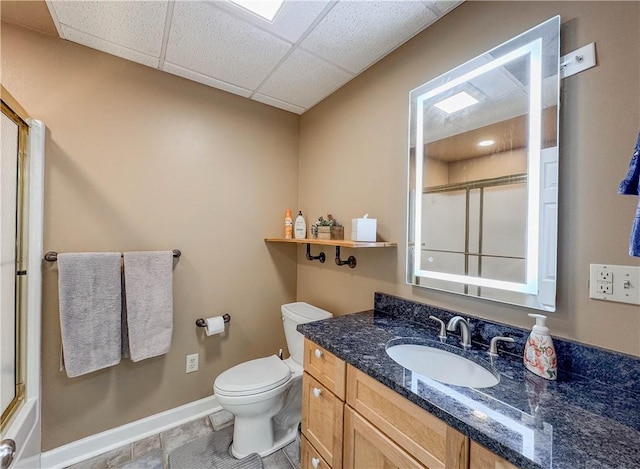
[1,89,44,469]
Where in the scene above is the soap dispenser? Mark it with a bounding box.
[524,314,557,380]
[294,211,306,239]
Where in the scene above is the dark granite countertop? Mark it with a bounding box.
[298,310,640,469]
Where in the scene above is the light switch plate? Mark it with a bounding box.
[589,264,640,305]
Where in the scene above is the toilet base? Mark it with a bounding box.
[230,422,298,459]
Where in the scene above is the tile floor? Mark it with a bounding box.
[66,410,299,469]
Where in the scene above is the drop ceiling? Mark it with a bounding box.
[40,0,463,114]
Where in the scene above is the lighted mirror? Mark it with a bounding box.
[407,17,560,311]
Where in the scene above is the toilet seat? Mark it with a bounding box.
[214,355,291,397]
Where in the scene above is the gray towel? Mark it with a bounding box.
[58,252,122,378]
[123,251,174,362]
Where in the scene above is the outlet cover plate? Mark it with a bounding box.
[186,353,199,373]
[589,264,640,305]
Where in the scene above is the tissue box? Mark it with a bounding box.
[351,218,377,242]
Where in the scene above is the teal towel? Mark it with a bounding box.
[618,131,640,257]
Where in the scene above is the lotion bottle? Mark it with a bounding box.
[284,209,293,239]
[523,313,557,380]
[294,211,306,239]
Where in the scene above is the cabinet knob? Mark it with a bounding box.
[312,387,322,398]
[314,348,323,359]
[311,457,321,468]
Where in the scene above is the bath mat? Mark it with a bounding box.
[167,426,263,469]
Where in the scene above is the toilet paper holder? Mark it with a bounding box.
[195,314,231,328]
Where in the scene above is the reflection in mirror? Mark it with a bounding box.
[407,17,560,311]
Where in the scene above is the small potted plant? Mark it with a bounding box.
[312,214,344,240]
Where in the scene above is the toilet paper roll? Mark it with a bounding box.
[205,316,225,336]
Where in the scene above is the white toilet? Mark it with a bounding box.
[213,302,332,459]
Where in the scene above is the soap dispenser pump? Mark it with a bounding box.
[524,314,557,380]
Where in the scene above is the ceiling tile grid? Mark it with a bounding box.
[161,62,253,98]
[252,93,306,115]
[59,24,160,68]
[299,1,438,74]
[209,0,333,44]
[46,0,463,114]
[52,1,168,56]
[165,2,292,90]
[258,48,354,110]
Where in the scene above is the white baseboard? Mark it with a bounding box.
[41,395,221,469]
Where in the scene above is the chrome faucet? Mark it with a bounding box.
[446,316,471,349]
[488,336,515,357]
[428,316,447,340]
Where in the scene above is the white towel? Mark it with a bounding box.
[123,251,174,362]
[57,252,122,378]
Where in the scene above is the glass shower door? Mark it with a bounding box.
[1,95,43,469]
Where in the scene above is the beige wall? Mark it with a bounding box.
[1,22,300,450]
[298,2,640,356]
[2,0,639,453]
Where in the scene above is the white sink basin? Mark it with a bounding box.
[386,344,499,388]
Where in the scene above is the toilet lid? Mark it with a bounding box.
[214,355,291,397]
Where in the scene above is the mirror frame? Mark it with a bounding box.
[407,17,560,311]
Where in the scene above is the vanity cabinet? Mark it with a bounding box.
[470,441,519,469]
[302,339,513,469]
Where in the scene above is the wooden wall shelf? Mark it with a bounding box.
[265,238,396,268]
[265,238,396,248]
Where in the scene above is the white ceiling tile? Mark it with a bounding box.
[208,0,332,44]
[52,1,167,56]
[252,93,306,114]
[300,1,437,74]
[165,2,292,90]
[162,62,252,98]
[60,25,160,68]
[258,48,353,110]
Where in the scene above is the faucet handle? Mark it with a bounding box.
[488,336,515,357]
[428,316,447,339]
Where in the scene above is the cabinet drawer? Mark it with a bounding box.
[470,441,519,469]
[301,434,330,469]
[302,372,344,469]
[304,338,346,399]
[344,406,423,469]
[346,365,468,469]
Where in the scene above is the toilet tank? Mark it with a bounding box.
[281,302,332,365]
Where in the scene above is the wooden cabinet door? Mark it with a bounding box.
[344,406,424,469]
[470,441,519,469]
[346,365,468,469]
[302,372,344,469]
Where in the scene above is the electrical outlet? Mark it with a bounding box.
[186,353,199,373]
[597,283,613,295]
[598,270,613,283]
